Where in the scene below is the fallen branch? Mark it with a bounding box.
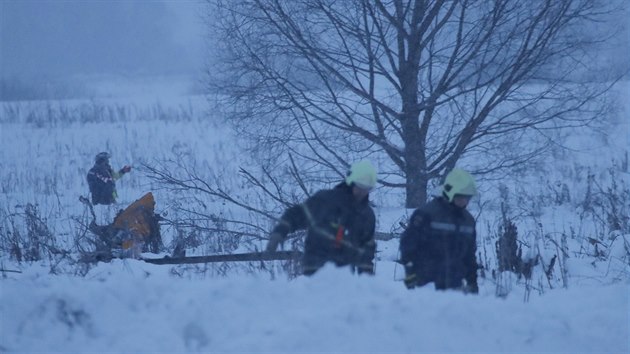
[0,269,22,273]
[143,250,302,265]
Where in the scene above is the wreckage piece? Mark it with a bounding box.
[143,250,303,265]
[82,192,163,259]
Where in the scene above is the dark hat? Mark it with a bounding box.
[95,152,111,163]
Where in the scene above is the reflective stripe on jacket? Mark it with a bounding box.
[87,163,122,205]
[400,197,477,289]
[272,182,376,268]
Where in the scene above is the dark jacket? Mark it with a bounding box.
[400,197,477,290]
[272,182,376,275]
[87,163,122,205]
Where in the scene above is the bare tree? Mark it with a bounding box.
[207,0,622,207]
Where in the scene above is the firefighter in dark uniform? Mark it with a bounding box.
[87,152,131,205]
[400,168,479,293]
[266,160,378,276]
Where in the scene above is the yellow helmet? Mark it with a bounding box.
[345,160,377,190]
[443,168,477,202]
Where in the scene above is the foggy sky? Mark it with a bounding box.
[0,0,627,84]
[0,0,205,80]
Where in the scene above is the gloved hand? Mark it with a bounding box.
[403,261,418,289]
[120,165,132,174]
[404,273,418,289]
[265,232,284,252]
[463,280,479,294]
[351,246,366,262]
[356,262,374,275]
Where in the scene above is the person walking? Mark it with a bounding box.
[399,168,479,293]
[266,160,378,276]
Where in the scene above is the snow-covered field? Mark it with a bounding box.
[1,258,628,353]
[1,80,629,352]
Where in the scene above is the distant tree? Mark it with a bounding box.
[207,0,622,208]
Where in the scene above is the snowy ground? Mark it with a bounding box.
[1,256,628,353]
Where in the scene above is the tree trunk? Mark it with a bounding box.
[405,160,428,209]
[401,85,427,208]
[399,46,426,208]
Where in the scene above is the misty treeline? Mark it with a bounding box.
[0,1,197,101]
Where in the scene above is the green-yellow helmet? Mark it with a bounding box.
[443,168,477,202]
[345,160,377,190]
